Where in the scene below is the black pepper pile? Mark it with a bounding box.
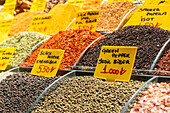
[77,25,170,70]
[0,72,59,113]
[31,76,144,113]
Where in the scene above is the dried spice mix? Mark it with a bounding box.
[96,2,135,32]
[77,25,170,70]
[0,32,50,66]
[31,76,144,113]
[20,29,102,69]
[0,72,60,113]
[153,48,170,76]
[9,11,46,36]
[130,83,170,113]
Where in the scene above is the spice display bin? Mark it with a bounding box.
[121,76,170,113]
[27,70,155,113]
[74,34,170,74]
[149,39,170,75]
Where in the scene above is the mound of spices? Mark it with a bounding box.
[153,49,170,76]
[0,72,60,113]
[82,0,103,10]
[14,0,33,15]
[31,76,144,113]
[20,29,103,69]
[0,32,50,66]
[95,2,135,32]
[77,25,170,70]
[130,83,170,113]
[48,4,80,34]
[9,11,46,36]
[44,0,66,13]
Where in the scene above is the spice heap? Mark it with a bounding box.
[44,0,66,13]
[9,11,46,36]
[0,72,60,113]
[95,2,135,32]
[20,29,103,69]
[48,4,80,34]
[31,76,144,113]
[82,0,103,10]
[77,25,169,70]
[14,0,33,15]
[0,32,50,66]
[130,83,170,113]
[154,49,170,76]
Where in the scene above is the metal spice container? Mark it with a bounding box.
[0,67,61,113]
[0,32,50,67]
[77,25,170,70]
[122,76,170,112]
[29,71,152,113]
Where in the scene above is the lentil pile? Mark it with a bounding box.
[96,2,135,32]
[20,29,103,69]
[31,76,144,113]
[130,83,170,113]
[9,11,46,36]
[77,25,170,70]
[0,32,49,66]
[0,72,60,113]
[154,48,170,76]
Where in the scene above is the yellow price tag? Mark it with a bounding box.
[68,0,85,8]
[124,6,170,30]
[0,48,16,70]
[30,0,46,12]
[73,9,100,32]
[31,49,65,77]
[2,2,16,15]
[0,18,14,35]
[4,0,17,4]
[94,46,137,82]
[28,14,52,35]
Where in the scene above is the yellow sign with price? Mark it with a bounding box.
[94,46,137,82]
[73,9,100,32]
[31,49,65,77]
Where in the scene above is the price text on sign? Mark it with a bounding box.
[68,0,85,8]
[2,2,16,16]
[0,48,15,70]
[30,0,46,12]
[94,46,137,82]
[124,6,170,30]
[28,14,52,34]
[31,49,65,77]
[73,10,100,32]
[0,18,14,35]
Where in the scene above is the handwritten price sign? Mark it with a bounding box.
[124,6,170,30]
[30,0,46,12]
[0,48,15,70]
[94,46,137,82]
[28,14,52,34]
[73,9,100,32]
[31,49,64,77]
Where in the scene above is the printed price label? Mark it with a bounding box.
[31,49,65,77]
[30,0,46,12]
[94,46,137,82]
[68,0,85,8]
[28,14,52,34]
[0,18,14,35]
[0,48,16,70]
[2,2,16,15]
[124,6,170,30]
[73,10,100,32]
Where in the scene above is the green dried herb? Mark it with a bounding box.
[0,32,50,66]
